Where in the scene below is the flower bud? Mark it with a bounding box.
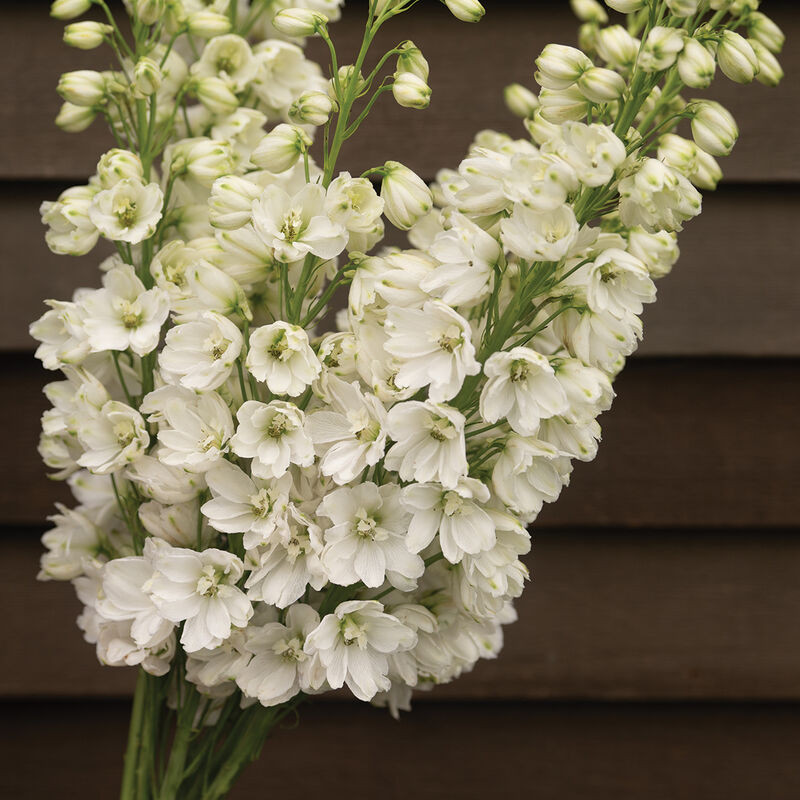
[209,176,262,229]
[132,57,163,99]
[605,0,644,11]
[570,0,608,23]
[639,26,686,73]
[524,109,561,146]
[97,149,144,189]
[289,89,336,126]
[444,0,486,23]
[272,8,327,38]
[750,40,783,87]
[538,85,587,124]
[392,72,432,110]
[665,0,699,16]
[577,66,625,102]
[63,21,112,50]
[186,10,231,38]
[717,30,759,83]
[690,100,738,157]
[578,23,599,54]
[535,43,592,90]
[595,25,640,71]
[250,123,312,173]
[677,38,715,89]
[657,133,722,190]
[57,70,106,107]
[193,76,239,115]
[627,228,679,279]
[396,41,429,81]
[135,0,165,25]
[747,12,784,54]
[50,0,91,20]
[166,138,236,186]
[380,161,433,230]
[504,83,540,118]
[56,101,97,132]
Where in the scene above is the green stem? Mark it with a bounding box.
[120,669,149,800]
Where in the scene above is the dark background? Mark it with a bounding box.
[1,1,799,797]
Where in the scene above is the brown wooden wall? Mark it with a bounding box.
[2,2,799,798]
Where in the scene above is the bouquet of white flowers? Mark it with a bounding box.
[32,0,784,797]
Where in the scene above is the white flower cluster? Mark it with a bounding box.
[35,0,782,719]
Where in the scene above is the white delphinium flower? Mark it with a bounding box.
[251,40,325,116]
[689,100,739,158]
[94,619,176,675]
[618,158,702,232]
[30,299,90,370]
[202,460,292,548]
[252,183,347,263]
[325,172,385,251]
[627,227,680,279]
[502,151,578,212]
[554,307,642,373]
[192,34,258,91]
[143,387,234,473]
[319,482,423,590]
[186,630,250,697]
[657,133,722,191]
[159,311,243,392]
[38,504,108,580]
[535,43,592,90]
[538,416,601,462]
[246,321,322,397]
[77,400,149,474]
[595,23,640,71]
[492,435,571,519]
[250,122,311,174]
[585,248,656,318]
[402,477,496,564]
[237,604,321,706]
[230,400,314,479]
[385,401,467,489]
[81,264,170,356]
[244,506,326,606]
[40,185,99,255]
[456,509,530,615]
[501,203,580,262]
[88,178,164,244]
[138,500,213,549]
[371,250,437,309]
[149,542,253,653]
[380,161,433,230]
[126,455,206,505]
[305,376,389,484]
[480,347,569,436]
[96,546,175,650]
[384,300,480,402]
[550,356,614,423]
[419,212,501,307]
[304,600,417,701]
[639,26,686,73]
[549,121,626,187]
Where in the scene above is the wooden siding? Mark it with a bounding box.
[1,1,798,797]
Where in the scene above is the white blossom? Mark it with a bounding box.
[89,178,164,244]
[304,600,417,701]
[319,483,423,590]
[385,401,467,489]
[149,542,253,652]
[246,321,321,397]
[384,301,480,402]
[231,400,314,479]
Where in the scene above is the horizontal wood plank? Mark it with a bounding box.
[4,356,799,527]
[6,529,800,700]
[9,183,800,354]
[3,700,800,800]
[0,2,797,181]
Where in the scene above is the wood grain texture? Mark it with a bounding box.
[4,700,800,800]
[6,529,800,700]
[8,183,800,353]
[0,1,796,181]
[4,355,799,527]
